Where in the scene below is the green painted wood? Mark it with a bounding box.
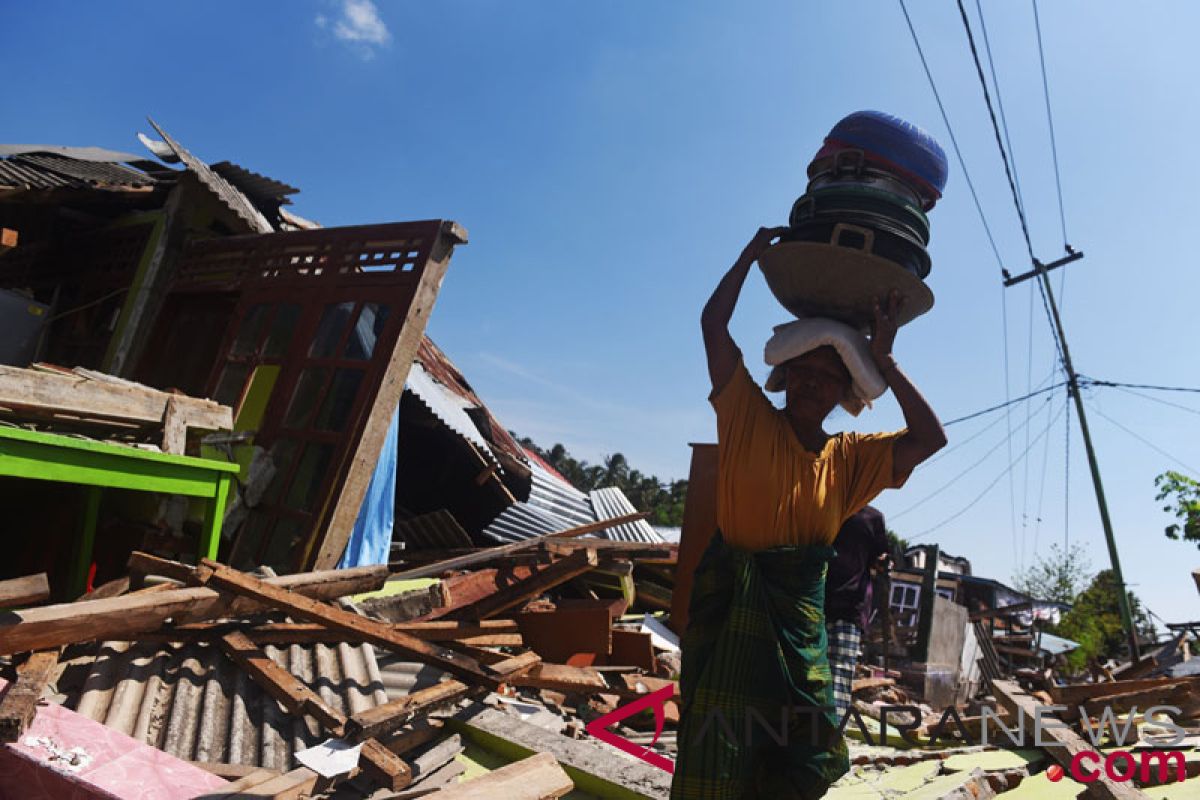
[0,426,237,596]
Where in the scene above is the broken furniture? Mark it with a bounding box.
[0,425,240,596]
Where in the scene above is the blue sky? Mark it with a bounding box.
[5,1,1199,626]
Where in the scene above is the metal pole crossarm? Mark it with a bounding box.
[1006,249,1141,660]
[1002,246,1083,287]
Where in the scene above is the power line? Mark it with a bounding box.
[911,397,1068,540]
[974,0,1027,215]
[1063,391,1071,547]
[1108,385,1200,419]
[893,393,1056,519]
[942,380,1067,427]
[1032,0,1070,247]
[1087,401,1200,479]
[1031,388,1065,559]
[1080,377,1200,395]
[897,0,1006,270]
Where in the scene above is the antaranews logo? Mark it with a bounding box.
[586,687,1189,786]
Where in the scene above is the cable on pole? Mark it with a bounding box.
[1088,400,1200,479]
[1032,0,1070,248]
[897,0,1006,271]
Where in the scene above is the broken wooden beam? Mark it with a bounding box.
[429,751,573,799]
[1049,675,1200,706]
[992,679,1148,800]
[0,572,50,608]
[138,618,521,645]
[219,631,347,733]
[508,663,609,695]
[0,565,388,655]
[195,559,503,691]
[0,649,60,742]
[347,680,473,740]
[451,548,600,621]
[390,512,647,581]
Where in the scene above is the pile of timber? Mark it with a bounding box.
[0,513,680,798]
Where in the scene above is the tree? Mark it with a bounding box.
[886,530,909,558]
[1013,543,1093,605]
[1053,569,1155,671]
[512,434,688,526]
[1154,470,1200,548]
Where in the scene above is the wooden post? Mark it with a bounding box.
[312,221,466,570]
[914,544,939,661]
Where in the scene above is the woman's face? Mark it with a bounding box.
[783,346,851,419]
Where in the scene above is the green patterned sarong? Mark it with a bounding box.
[671,533,849,800]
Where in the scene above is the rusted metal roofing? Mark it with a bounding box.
[415,338,527,465]
[68,637,387,770]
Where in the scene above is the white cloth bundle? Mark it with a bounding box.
[763,317,887,416]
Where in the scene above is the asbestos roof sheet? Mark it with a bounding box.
[68,637,387,771]
[211,161,299,202]
[0,153,158,190]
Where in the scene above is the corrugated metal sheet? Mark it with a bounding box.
[395,509,475,550]
[405,361,496,459]
[211,161,299,202]
[145,119,274,233]
[480,500,578,544]
[69,637,387,770]
[526,458,593,529]
[0,144,143,161]
[589,487,665,544]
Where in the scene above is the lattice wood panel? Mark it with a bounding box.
[175,220,464,571]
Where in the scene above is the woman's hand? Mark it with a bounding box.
[738,226,789,265]
[870,290,901,370]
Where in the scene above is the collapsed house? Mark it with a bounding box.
[1,127,1198,799]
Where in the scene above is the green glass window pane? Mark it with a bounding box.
[286,443,333,512]
[213,362,251,408]
[313,369,365,432]
[309,302,355,358]
[283,368,328,429]
[343,303,391,360]
[231,304,269,356]
[263,304,301,358]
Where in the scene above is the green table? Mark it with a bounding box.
[0,425,241,596]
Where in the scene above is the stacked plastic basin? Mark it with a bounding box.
[760,111,949,328]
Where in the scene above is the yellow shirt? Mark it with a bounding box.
[711,357,908,550]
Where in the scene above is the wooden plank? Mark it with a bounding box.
[312,222,465,570]
[0,572,50,608]
[190,762,278,780]
[219,631,347,733]
[992,679,1148,800]
[196,560,502,690]
[128,550,195,585]
[390,513,648,581]
[509,663,609,695]
[347,679,471,740]
[0,649,60,741]
[1049,675,1199,706]
[429,751,573,800]
[199,766,319,799]
[452,549,600,621]
[0,228,17,253]
[197,768,282,797]
[0,364,231,432]
[1072,682,1200,722]
[1112,654,1158,680]
[410,733,463,780]
[138,619,520,645]
[358,738,414,791]
[0,565,387,655]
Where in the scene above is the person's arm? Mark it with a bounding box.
[701,227,788,392]
[870,291,947,482]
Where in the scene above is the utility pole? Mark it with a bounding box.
[1005,249,1141,660]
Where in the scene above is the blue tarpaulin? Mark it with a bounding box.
[337,408,399,569]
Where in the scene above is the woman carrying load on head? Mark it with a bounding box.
[670,227,947,800]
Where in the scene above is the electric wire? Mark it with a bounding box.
[974,0,1027,215]
[892,392,1057,520]
[1080,377,1200,395]
[911,397,1068,540]
[897,0,1006,270]
[1031,387,1065,558]
[1108,385,1200,419]
[942,379,1067,427]
[1032,0,1070,247]
[1087,401,1200,479]
[1063,390,1071,547]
